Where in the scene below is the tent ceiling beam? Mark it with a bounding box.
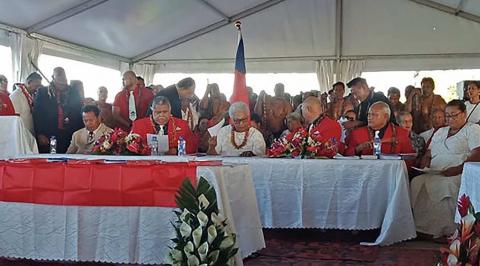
[131,0,287,62]
[26,0,110,33]
[141,52,480,64]
[334,0,343,60]
[455,0,466,14]
[409,0,480,24]
[196,0,229,20]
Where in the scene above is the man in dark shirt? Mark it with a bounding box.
[154,77,195,119]
[33,67,83,153]
[343,77,396,130]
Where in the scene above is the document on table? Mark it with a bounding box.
[207,118,225,137]
[147,133,169,153]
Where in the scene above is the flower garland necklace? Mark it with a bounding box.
[231,127,249,149]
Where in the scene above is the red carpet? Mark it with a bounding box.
[0,229,441,266]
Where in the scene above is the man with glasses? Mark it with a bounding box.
[131,96,195,155]
[207,102,266,157]
[345,102,413,156]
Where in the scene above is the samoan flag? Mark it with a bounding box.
[229,31,249,106]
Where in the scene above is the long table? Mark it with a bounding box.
[0,155,265,265]
[218,157,417,246]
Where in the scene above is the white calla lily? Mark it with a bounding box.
[192,226,203,247]
[169,249,183,262]
[447,254,458,266]
[220,235,235,249]
[449,239,461,257]
[198,242,209,262]
[461,213,476,237]
[207,225,217,244]
[198,194,210,209]
[187,254,200,266]
[197,211,208,227]
[211,212,225,226]
[180,209,190,222]
[180,222,192,238]
[184,241,194,254]
[208,250,220,264]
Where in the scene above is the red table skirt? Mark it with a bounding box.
[0,159,202,207]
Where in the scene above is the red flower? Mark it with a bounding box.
[458,194,472,217]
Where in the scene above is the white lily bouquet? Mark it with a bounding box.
[168,177,238,266]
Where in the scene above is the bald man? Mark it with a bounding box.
[113,71,154,131]
[344,102,414,156]
[33,67,83,153]
[301,96,342,151]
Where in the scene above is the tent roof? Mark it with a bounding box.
[0,0,479,72]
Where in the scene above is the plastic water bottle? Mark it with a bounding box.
[50,136,57,154]
[150,136,158,156]
[373,131,381,158]
[177,137,186,156]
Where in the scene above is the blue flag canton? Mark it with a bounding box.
[235,37,246,74]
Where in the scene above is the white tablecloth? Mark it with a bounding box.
[218,157,416,246]
[0,116,38,157]
[456,162,480,222]
[0,156,265,265]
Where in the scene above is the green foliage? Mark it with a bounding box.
[168,177,238,266]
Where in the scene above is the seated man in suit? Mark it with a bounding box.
[131,96,195,155]
[67,105,113,154]
[345,102,414,156]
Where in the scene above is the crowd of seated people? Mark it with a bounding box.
[1,67,480,241]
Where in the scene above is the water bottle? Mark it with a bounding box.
[177,136,186,156]
[50,136,57,154]
[150,136,158,156]
[373,131,381,158]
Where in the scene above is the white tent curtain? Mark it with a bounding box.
[8,32,44,83]
[132,63,155,86]
[316,59,366,93]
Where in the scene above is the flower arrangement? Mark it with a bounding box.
[91,128,149,155]
[267,127,337,159]
[440,194,480,266]
[168,177,238,266]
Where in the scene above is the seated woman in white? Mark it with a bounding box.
[411,100,480,239]
[207,102,266,157]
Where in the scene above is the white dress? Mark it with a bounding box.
[10,87,34,135]
[215,125,266,156]
[465,101,480,124]
[411,123,480,237]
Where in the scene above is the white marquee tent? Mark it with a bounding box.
[0,0,479,90]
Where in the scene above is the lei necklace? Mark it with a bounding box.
[231,127,249,149]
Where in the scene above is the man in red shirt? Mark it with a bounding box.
[301,96,342,151]
[131,96,195,155]
[345,102,414,156]
[0,91,15,115]
[113,71,153,131]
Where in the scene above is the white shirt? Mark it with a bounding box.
[466,101,480,124]
[429,123,480,170]
[215,125,266,156]
[10,87,34,135]
[419,128,434,143]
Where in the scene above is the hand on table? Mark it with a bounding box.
[37,134,50,146]
[240,151,255,157]
[355,141,372,154]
